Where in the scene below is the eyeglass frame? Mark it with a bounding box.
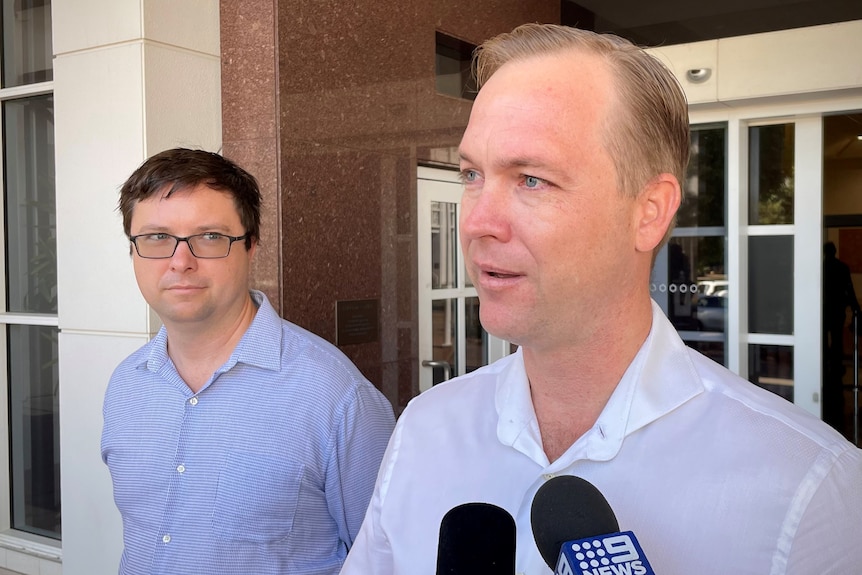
[129,232,250,259]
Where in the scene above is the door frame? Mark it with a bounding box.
[417,166,509,392]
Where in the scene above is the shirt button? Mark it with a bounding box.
[543,473,555,480]
[176,465,185,473]
[162,534,171,543]
[189,397,198,406]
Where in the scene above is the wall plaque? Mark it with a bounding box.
[335,299,379,346]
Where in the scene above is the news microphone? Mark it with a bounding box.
[530,475,656,575]
[436,502,516,575]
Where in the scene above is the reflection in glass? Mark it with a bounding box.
[430,201,457,290]
[1,0,53,87]
[431,298,456,385]
[748,344,794,402]
[749,124,794,225]
[9,324,61,538]
[435,32,477,101]
[465,296,487,373]
[685,340,725,366]
[3,95,56,314]
[664,237,726,334]
[749,236,793,334]
[680,125,726,228]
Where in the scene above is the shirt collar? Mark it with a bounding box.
[496,299,704,467]
[142,290,283,374]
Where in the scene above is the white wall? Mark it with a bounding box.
[52,1,221,574]
[649,20,862,107]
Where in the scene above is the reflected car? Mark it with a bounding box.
[696,295,726,332]
[697,280,728,297]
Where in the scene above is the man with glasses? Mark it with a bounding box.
[101,148,395,575]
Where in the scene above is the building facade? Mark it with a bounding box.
[0,1,857,573]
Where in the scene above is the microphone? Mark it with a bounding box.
[530,476,655,575]
[436,502,516,575]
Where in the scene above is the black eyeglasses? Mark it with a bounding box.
[129,232,248,259]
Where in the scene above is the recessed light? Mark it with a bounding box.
[858,134,862,140]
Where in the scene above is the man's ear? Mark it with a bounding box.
[634,173,681,254]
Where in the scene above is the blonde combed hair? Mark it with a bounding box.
[474,23,690,203]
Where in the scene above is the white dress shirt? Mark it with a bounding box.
[341,300,862,575]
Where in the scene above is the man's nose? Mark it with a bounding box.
[169,238,198,269]
[459,180,512,243]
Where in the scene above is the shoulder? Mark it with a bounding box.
[252,291,370,388]
[687,348,852,457]
[280,319,368,386]
[106,337,158,391]
[257,301,392,417]
[398,353,516,427]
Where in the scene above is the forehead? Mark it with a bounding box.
[460,51,615,162]
[130,183,241,227]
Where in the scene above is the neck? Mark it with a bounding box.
[164,295,258,393]
[525,296,654,462]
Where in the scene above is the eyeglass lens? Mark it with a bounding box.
[134,234,237,258]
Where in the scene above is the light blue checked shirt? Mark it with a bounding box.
[102,290,395,575]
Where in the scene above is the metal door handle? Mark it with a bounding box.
[422,360,451,383]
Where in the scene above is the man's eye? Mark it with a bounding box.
[524,175,543,188]
[460,169,480,183]
[145,233,171,243]
[200,233,224,241]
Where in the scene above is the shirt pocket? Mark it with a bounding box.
[212,450,304,543]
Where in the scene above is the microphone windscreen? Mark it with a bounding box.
[436,502,516,575]
[530,475,620,569]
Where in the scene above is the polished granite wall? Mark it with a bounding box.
[221,0,558,411]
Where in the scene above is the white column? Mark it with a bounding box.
[53,1,220,573]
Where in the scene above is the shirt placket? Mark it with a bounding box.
[150,393,197,573]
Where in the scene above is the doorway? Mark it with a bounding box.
[822,112,862,444]
[417,167,509,392]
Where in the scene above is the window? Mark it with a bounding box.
[435,32,477,101]
[654,124,728,366]
[0,0,59,539]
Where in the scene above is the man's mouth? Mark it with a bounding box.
[487,271,518,279]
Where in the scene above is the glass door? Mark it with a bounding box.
[656,111,824,419]
[417,167,509,392]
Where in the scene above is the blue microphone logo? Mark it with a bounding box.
[555,531,655,575]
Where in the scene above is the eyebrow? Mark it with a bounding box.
[133,224,234,234]
[460,149,564,179]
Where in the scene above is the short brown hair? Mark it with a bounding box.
[474,23,690,201]
[118,148,261,249]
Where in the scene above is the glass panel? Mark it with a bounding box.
[748,344,793,403]
[679,125,726,228]
[435,32,477,101]
[431,298,456,385]
[9,324,60,538]
[749,236,793,334]
[749,124,795,225]
[664,237,726,332]
[1,0,53,87]
[3,95,56,314]
[685,340,725,366]
[430,201,457,290]
[465,296,487,373]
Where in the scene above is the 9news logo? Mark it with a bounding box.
[555,531,655,575]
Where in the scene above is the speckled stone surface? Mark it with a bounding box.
[221,0,560,410]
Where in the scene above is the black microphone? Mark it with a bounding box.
[436,502,516,575]
[530,476,655,575]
